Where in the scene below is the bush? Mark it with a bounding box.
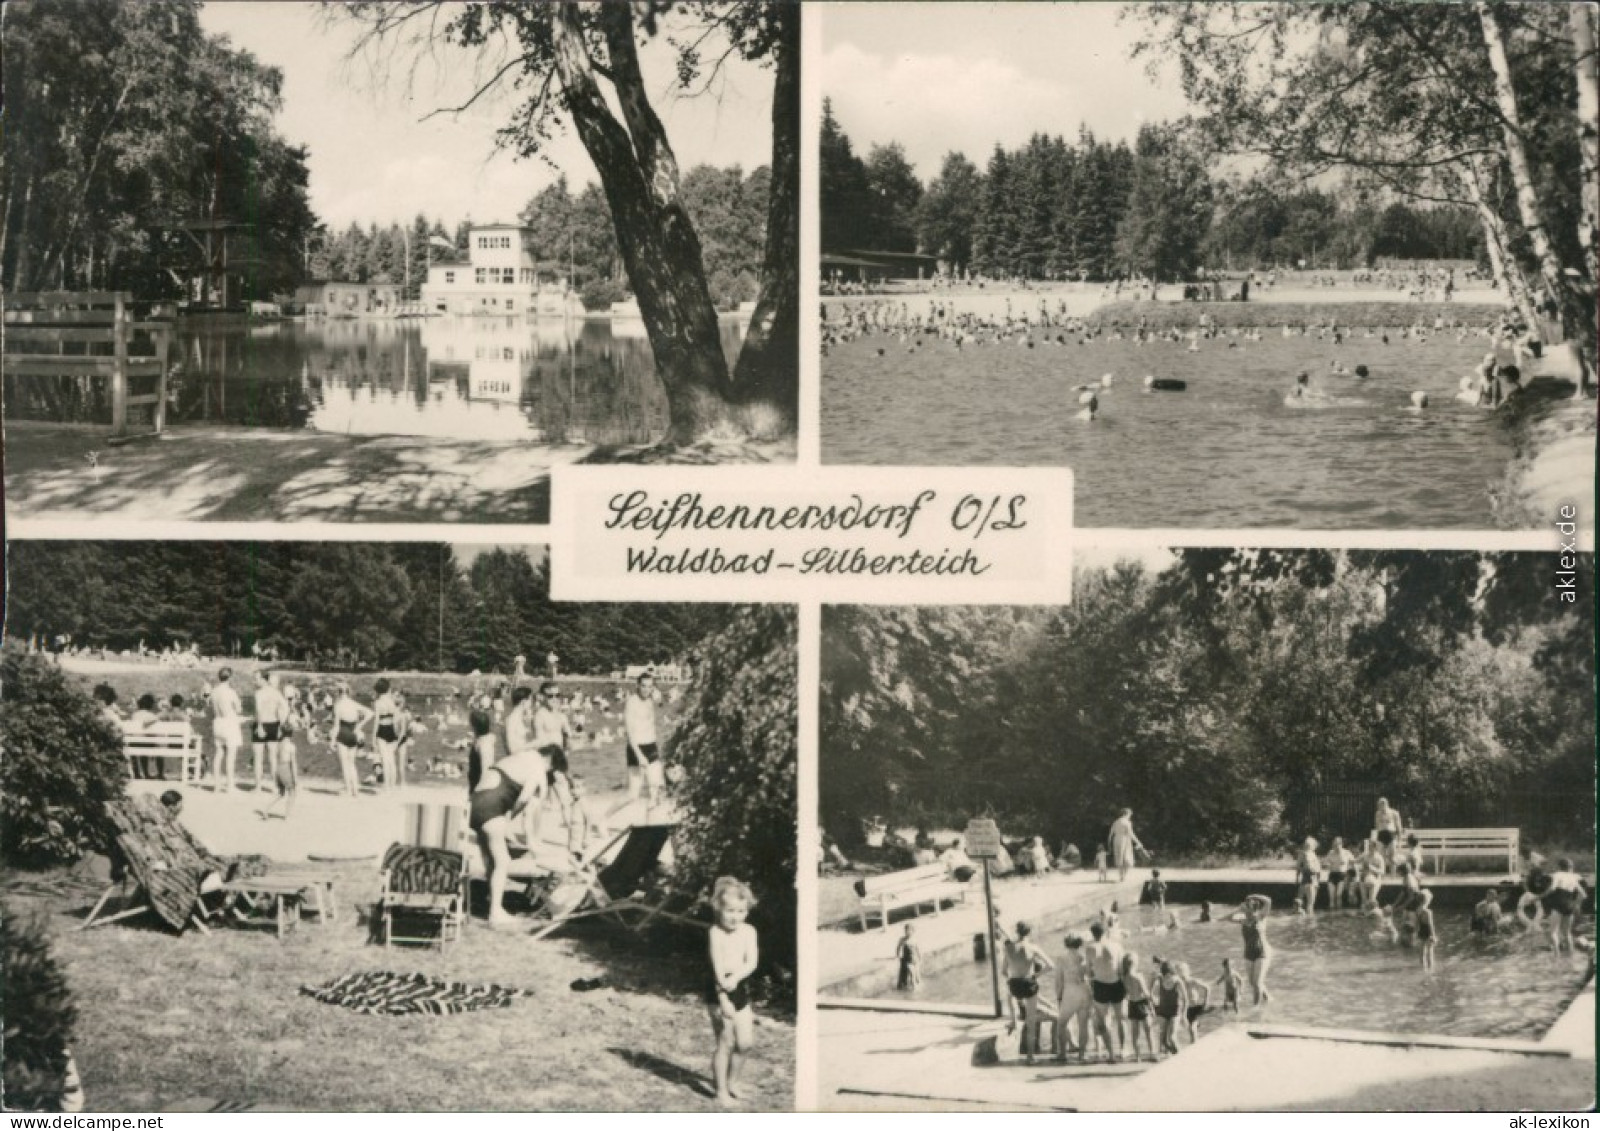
[579,277,630,312]
[667,607,797,974]
[1,904,78,1112]
[0,646,127,865]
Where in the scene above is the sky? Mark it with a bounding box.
[821,1,1193,178]
[199,2,775,230]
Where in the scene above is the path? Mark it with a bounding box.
[128,776,671,865]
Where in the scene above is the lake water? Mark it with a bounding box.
[822,330,1546,528]
[874,907,1592,1041]
[159,316,743,447]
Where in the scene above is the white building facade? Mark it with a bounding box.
[420,224,585,317]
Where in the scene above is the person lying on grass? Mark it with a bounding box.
[708,877,759,1104]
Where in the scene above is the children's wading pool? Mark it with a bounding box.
[872,907,1593,1042]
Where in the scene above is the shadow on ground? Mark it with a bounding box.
[5,426,565,522]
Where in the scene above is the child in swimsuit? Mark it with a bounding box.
[1095,844,1108,883]
[1152,961,1188,1057]
[1140,869,1167,929]
[1415,888,1437,970]
[708,876,759,1104]
[896,924,923,991]
[1179,961,1210,1042]
[1121,952,1155,1062]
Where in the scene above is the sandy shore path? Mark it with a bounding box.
[128,776,668,865]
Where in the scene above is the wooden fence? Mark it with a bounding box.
[3,291,174,439]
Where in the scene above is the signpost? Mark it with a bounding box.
[963,817,1004,1019]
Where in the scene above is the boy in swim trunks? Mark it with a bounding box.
[1214,958,1244,1012]
[1178,961,1210,1043]
[532,682,575,829]
[613,672,666,823]
[1121,952,1155,1062]
[1001,921,1055,1062]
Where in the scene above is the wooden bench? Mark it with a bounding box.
[1407,828,1521,876]
[2,291,173,440]
[122,723,203,783]
[857,862,970,932]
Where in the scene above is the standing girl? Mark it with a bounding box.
[707,877,759,1104]
[1121,952,1155,1062]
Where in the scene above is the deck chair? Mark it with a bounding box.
[526,823,705,941]
[81,796,216,934]
[376,802,470,949]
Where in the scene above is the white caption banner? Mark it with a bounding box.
[551,466,1073,605]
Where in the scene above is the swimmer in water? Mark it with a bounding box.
[1407,390,1430,411]
[1076,392,1099,422]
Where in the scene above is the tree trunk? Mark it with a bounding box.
[731,1,799,426]
[1459,155,1540,328]
[1479,3,1595,392]
[12,172,36,291]
[551,1,737,446]
[1570,3,1599,394]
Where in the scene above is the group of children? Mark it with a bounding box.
[981,908,1259,1065]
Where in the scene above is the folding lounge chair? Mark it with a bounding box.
[376,802,470,949]
[526,823,705,941]
[81,796,215,934]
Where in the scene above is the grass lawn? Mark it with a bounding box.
[4,861,794,1112]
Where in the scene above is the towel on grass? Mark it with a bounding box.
[301,972,527,1016]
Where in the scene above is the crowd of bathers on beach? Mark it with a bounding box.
[94,662,685,821]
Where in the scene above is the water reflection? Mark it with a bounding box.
[162,315,744,447]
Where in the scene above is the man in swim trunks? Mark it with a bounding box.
[532,682,575,828]
[1085,922,1126,1060]
[251,670,290,793]
[208,668,244,793]
[1000,921,1054,1062]
[613,672,665,822]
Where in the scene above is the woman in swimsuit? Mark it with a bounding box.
[1237,895,1273,1005]
[467,708,497,792]
[331,682,373,798]
[372,679,401,793]
[1542,858,1588,954]
[469,746,546,926]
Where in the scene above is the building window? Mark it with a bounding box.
[475,268,486,285]
[520,268,534,285]
[444,271,455,284]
